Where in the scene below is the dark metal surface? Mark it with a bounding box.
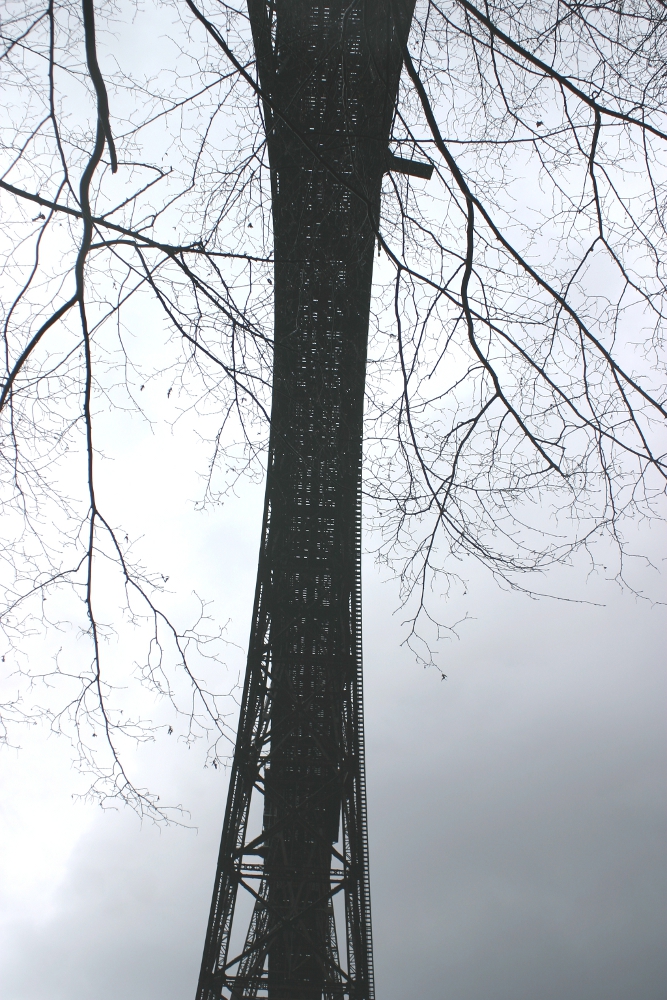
[196,4,416,997]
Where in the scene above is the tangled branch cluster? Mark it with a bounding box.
[1,0,665,810]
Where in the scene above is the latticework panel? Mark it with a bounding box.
[196,4,415,998]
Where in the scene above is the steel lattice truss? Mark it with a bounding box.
[196,3,420,998]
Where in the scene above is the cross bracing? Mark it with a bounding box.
[196,4,420,998]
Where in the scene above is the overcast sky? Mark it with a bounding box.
[1,8,666,996]
[1,415,665,1000]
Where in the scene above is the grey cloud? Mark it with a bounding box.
[2,564,665,1000]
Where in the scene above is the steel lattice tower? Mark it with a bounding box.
[196,3,423,998]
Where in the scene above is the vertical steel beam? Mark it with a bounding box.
[196,4,416,997]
